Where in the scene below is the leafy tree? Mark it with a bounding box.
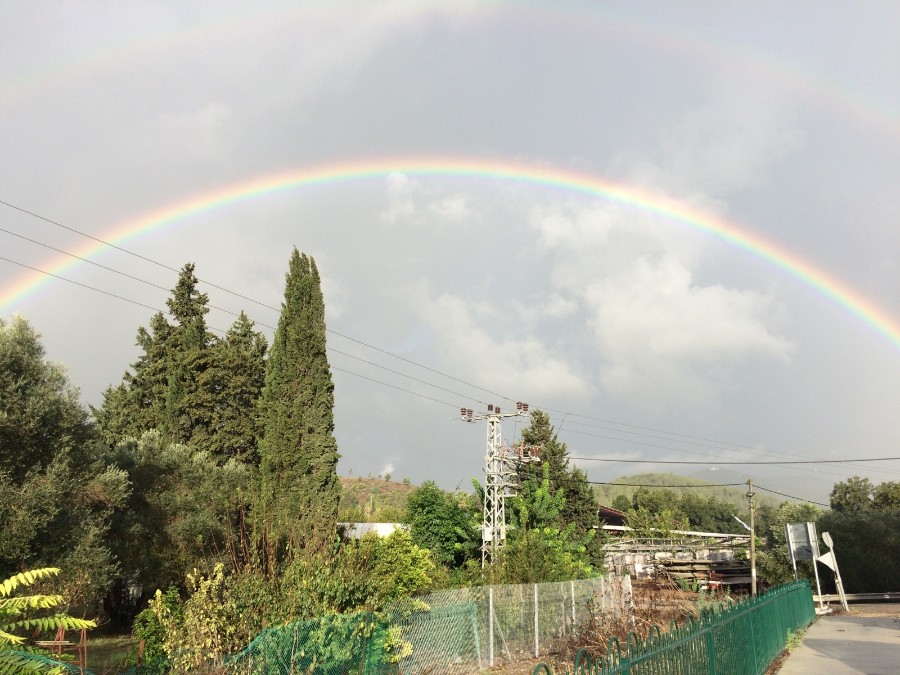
[0,316,126,606]
[405,481,478,568]
[516,410,601,565]
[872,481,900,512]
[678,492,744,533]
[105,431,251,616]
[0,567,96,675]
[756,501,821,585]
[497,464,594,583]
[626,507,688,538]
[816,510,900,593]
[257,250,340,553]
[0,316,92,483]
[829,476,874,513]
[631,487,682,516]
[610,495,632,513]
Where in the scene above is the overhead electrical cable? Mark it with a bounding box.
[1,206,896,477]
[331,367,457,408]
[569,455,900,465]
[0,198,280,312]
[754,484,829,507]
[0,255,163,314]
[0,254,463,411]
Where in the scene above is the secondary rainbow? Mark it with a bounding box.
[2,156,899,351]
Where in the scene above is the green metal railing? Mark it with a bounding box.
[535,580,815,675]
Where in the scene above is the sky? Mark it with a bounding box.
[2,1,899,504]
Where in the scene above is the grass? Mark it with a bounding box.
[86,635,135,675]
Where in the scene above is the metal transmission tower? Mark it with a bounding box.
[460,402,541,566]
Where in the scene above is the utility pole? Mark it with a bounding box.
[747,478,757,596]
[461,402,540,566]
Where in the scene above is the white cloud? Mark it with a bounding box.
[514,293,579,323]
[525,199,795,404]
[583,255,794,399]
[381,174,473,225]
[426,195,471,222]
[416,289,590,399]
[380,172,417,224]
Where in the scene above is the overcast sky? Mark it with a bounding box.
[2,1,899,503]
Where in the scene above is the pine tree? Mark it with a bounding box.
[200,312,267,463]
[516,410,603,566]
[94,264,223,453]
[162,263,216,445]
[257,249,340,552]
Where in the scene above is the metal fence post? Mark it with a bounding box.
[571,580,576,626]
[489,586,494,667]
[534,583,539,658]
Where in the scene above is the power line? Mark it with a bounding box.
[0,202,512,400]
[564,430,900,480]
[3,241,896,481]
[754,484,829,508]
[0,255,162,314]
[331,367,457,408]
[0,251,484,403]
[587,481,744,488]
[0,254,465,411]
[0,198,279,312]
[1,203,897,479]
[329,347,489,404]
[569,455,900,465]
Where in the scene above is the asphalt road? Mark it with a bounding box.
[778,604,900,675]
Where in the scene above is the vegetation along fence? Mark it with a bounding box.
[225,610,390,675]
[535,580,815,675]
[381,576,632,674]
[126,577,630,674]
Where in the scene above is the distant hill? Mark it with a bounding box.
[338,476,417,523]
[593,472,781,508]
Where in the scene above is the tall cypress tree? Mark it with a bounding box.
[257,249,340,552]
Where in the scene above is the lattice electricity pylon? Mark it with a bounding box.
[460,402,542,566]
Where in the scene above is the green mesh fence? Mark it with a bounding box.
[226,611,392,675]
[538,580,816,675]
[381,576,627,673]
[122,576,627,674]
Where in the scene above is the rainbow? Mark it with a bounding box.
[2,156,899,351]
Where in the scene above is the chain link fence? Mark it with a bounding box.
[382,576,632,673]
[125,577,631,674]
